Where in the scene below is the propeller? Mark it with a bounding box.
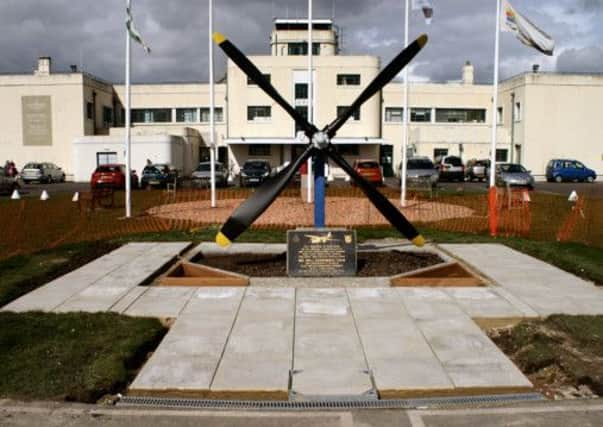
[212,32,428,247]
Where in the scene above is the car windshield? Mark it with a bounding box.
[197,163,223,172]
[24,163,41,169]
[499,164,527,173]
[445,157,463,166]
[407,159,434,169]
[96,165,121,173]
[244,161,269,170]
[357,161,379,169]
[143,167,162,174]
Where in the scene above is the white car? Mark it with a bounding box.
[21,162,65,183]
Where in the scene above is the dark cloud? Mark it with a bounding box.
[556,46,603,73]
[0,0,600,84]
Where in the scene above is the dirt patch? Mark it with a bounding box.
[489,315,603,400]
[195,250,443,277]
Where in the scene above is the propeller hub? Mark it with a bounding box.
[312,132,329,150]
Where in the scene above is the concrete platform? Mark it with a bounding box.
[4,242,602,400]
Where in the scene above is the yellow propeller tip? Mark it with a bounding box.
[216,232,232,247]
[212,32,226,44]
[417,34,428,48]
[411,235,426,247]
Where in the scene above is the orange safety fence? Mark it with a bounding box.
[0,185,601,261]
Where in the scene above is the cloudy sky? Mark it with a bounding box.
[1,0,601,84]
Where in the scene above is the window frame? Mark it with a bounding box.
[435,108,486,123]
[176,108,199,123]
[200,107,224,123]
[337,74,361,86]
[247,106,272,122]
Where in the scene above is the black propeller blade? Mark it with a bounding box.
[213,32,318,137]
[325,146,424,246]
[216,144,316,247]
[212,32,428,247]
[325,34,428,139]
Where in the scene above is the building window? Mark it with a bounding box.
[337,106,360,121]
[86,102,93,120]
[287,42,320,55]
[384,107,403,122]
[497,107,503,125]
[247,74,271,85]
[435,108,486,123]
[247,106,271,121]
[131,108,172,123]
[336,144,359,156]
[200,107,224,122]
[411,108,431,122]
[248,144,271,156]
[102,106,113,127]
[295,83,308,99]
[514,102,521,121]
[176,108,198,123]
[496,149,508,162]
[434,148,448,159]
[337,74,360,85]
[295,106,308,133]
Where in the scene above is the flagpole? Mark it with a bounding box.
[306,0,313,206]
[489,0,501,188]
[125,0,132,218]
[209,0,216,208]
[400,0,410,207]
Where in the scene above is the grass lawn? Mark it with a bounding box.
[490,315,603,398]
[0,311,166,402]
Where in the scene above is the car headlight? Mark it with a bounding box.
[241,172,248,177]
[263,171,269,177]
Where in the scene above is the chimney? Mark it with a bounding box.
[532,64,540,73]
[462,60,474,85]
[35,57,52,76]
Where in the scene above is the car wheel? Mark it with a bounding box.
[554,175,563,183]
[47,175,53,184]
[586,176,594,183]
[60,174,66,183]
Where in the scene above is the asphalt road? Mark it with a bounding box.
[3,179,602,199]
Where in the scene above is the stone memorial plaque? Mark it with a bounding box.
[22,96,53,146]
[287,228,356,277]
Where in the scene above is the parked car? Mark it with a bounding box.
[90,164,138,190]
[352,159,383,186]
[465,159,490,182]
[191,161,229,187]
[495,163,535,189]
[239,160,271,187]
[435,155,464,181]
[546,159,597,183]
[0,167,20,194]
[21,162,65,183]
[140,164,179,189]
[399,156,439,188]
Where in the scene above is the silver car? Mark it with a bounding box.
[21,162,65,183]
[399,157,439,188]
[191,161,229,187]
[495,163,535,189]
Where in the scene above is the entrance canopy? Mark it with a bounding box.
[225,137,385,145]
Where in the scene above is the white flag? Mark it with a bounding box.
[500,0,554,56]
[412,0,434,25]
[126,6,151,53]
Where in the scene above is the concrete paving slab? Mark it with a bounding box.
[444,287,524,319]
[291,289,374,400]
[130,287,245,395]
[396,288,467,320]
[1,243,157,312]
[194,243,286,257]
[125,287,195,318]
[440,244,603,316]
[417,316,532,391]
[110,286,148,314]
[347,288,454,396]
[210,288,294,399]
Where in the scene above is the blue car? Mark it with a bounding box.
[546,159,597,183]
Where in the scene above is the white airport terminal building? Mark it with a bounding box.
[0,18,601,182]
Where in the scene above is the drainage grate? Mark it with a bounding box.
[117,393,544,411]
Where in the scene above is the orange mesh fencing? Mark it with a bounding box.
[0,185,601,260]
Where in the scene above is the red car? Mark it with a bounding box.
[91,164,138,190]
[352,159,383,186]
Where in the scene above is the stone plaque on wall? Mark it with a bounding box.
[22,96,52,146]
[287,228,357,277]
